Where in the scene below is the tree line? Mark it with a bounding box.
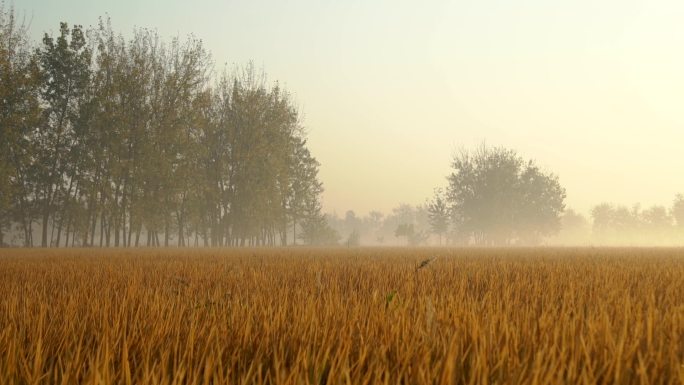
[327,145,567,246]
[330,144,684,247]
[554,197,684,246]
[331,198,684,247]
[0,8,332,247]
[326,204,431,246]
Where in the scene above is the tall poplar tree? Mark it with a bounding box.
[0,5,41,246]
[35,22,91,247]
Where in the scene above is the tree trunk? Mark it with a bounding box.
[83,222,89,247]
[120,208,126,247]
[280,222,287,246]
[99,215,105,247]
[17,202,30,247]
[50,216,57,247]
[105,216,111,247]
[41,209,50,248]
[177,209,184,247]
[64,219,71,248]
[121,189,127,247]
[164,221,169,247]
[88,210,95,247]
[127,217,134,247]
[55,217,64,247]
[135,226,141,247]
[91,189,105,247]
[25,219,33,247]
[114,219,120,247]
[56,179,75,248]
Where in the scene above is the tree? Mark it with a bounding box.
[379,204,413,240]
[35,22,91,247]
[287,137,323,245]
[340,210,363,243]
[346,229,360,247]
[671,194,684,228]
[642,206,671,228]
[299,200,339,246]
[641,205,671,243]
[446,144,566,245]
[0,16,327,248]
[0,4,41,246]
[394,223,427,246]
[426,188,449,245]
[394,223,414,246]
[367,210,384,243]
[590,203,644,245]
[553,208,590,245]
[516,162,567,243]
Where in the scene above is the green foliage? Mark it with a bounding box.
[385,290,397,309]
[34,22,92,247]
[0,4,42,246]
[0,15,326,247]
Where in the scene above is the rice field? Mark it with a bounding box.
[0,247,682,384]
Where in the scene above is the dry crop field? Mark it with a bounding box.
[0,247,683,385]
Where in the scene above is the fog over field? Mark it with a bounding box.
[3,1,684,247]
[3,3,684,384]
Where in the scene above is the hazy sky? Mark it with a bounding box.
[18,0,684,216]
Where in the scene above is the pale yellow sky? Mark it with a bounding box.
[22,0,684,216]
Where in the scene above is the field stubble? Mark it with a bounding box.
[0,247,682,384]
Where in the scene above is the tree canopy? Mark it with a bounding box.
[0,11,328,247]
[446,144,566,245]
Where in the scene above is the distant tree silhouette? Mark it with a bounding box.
[446,144,566,245]
[553,209,590,244]
[426,188,449,245]
[299,208,339,246]
[394,223,414,245]
[346,229,360,247]
[394,223,428,246]
[591,203,675,245]
[671,194,684,228]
